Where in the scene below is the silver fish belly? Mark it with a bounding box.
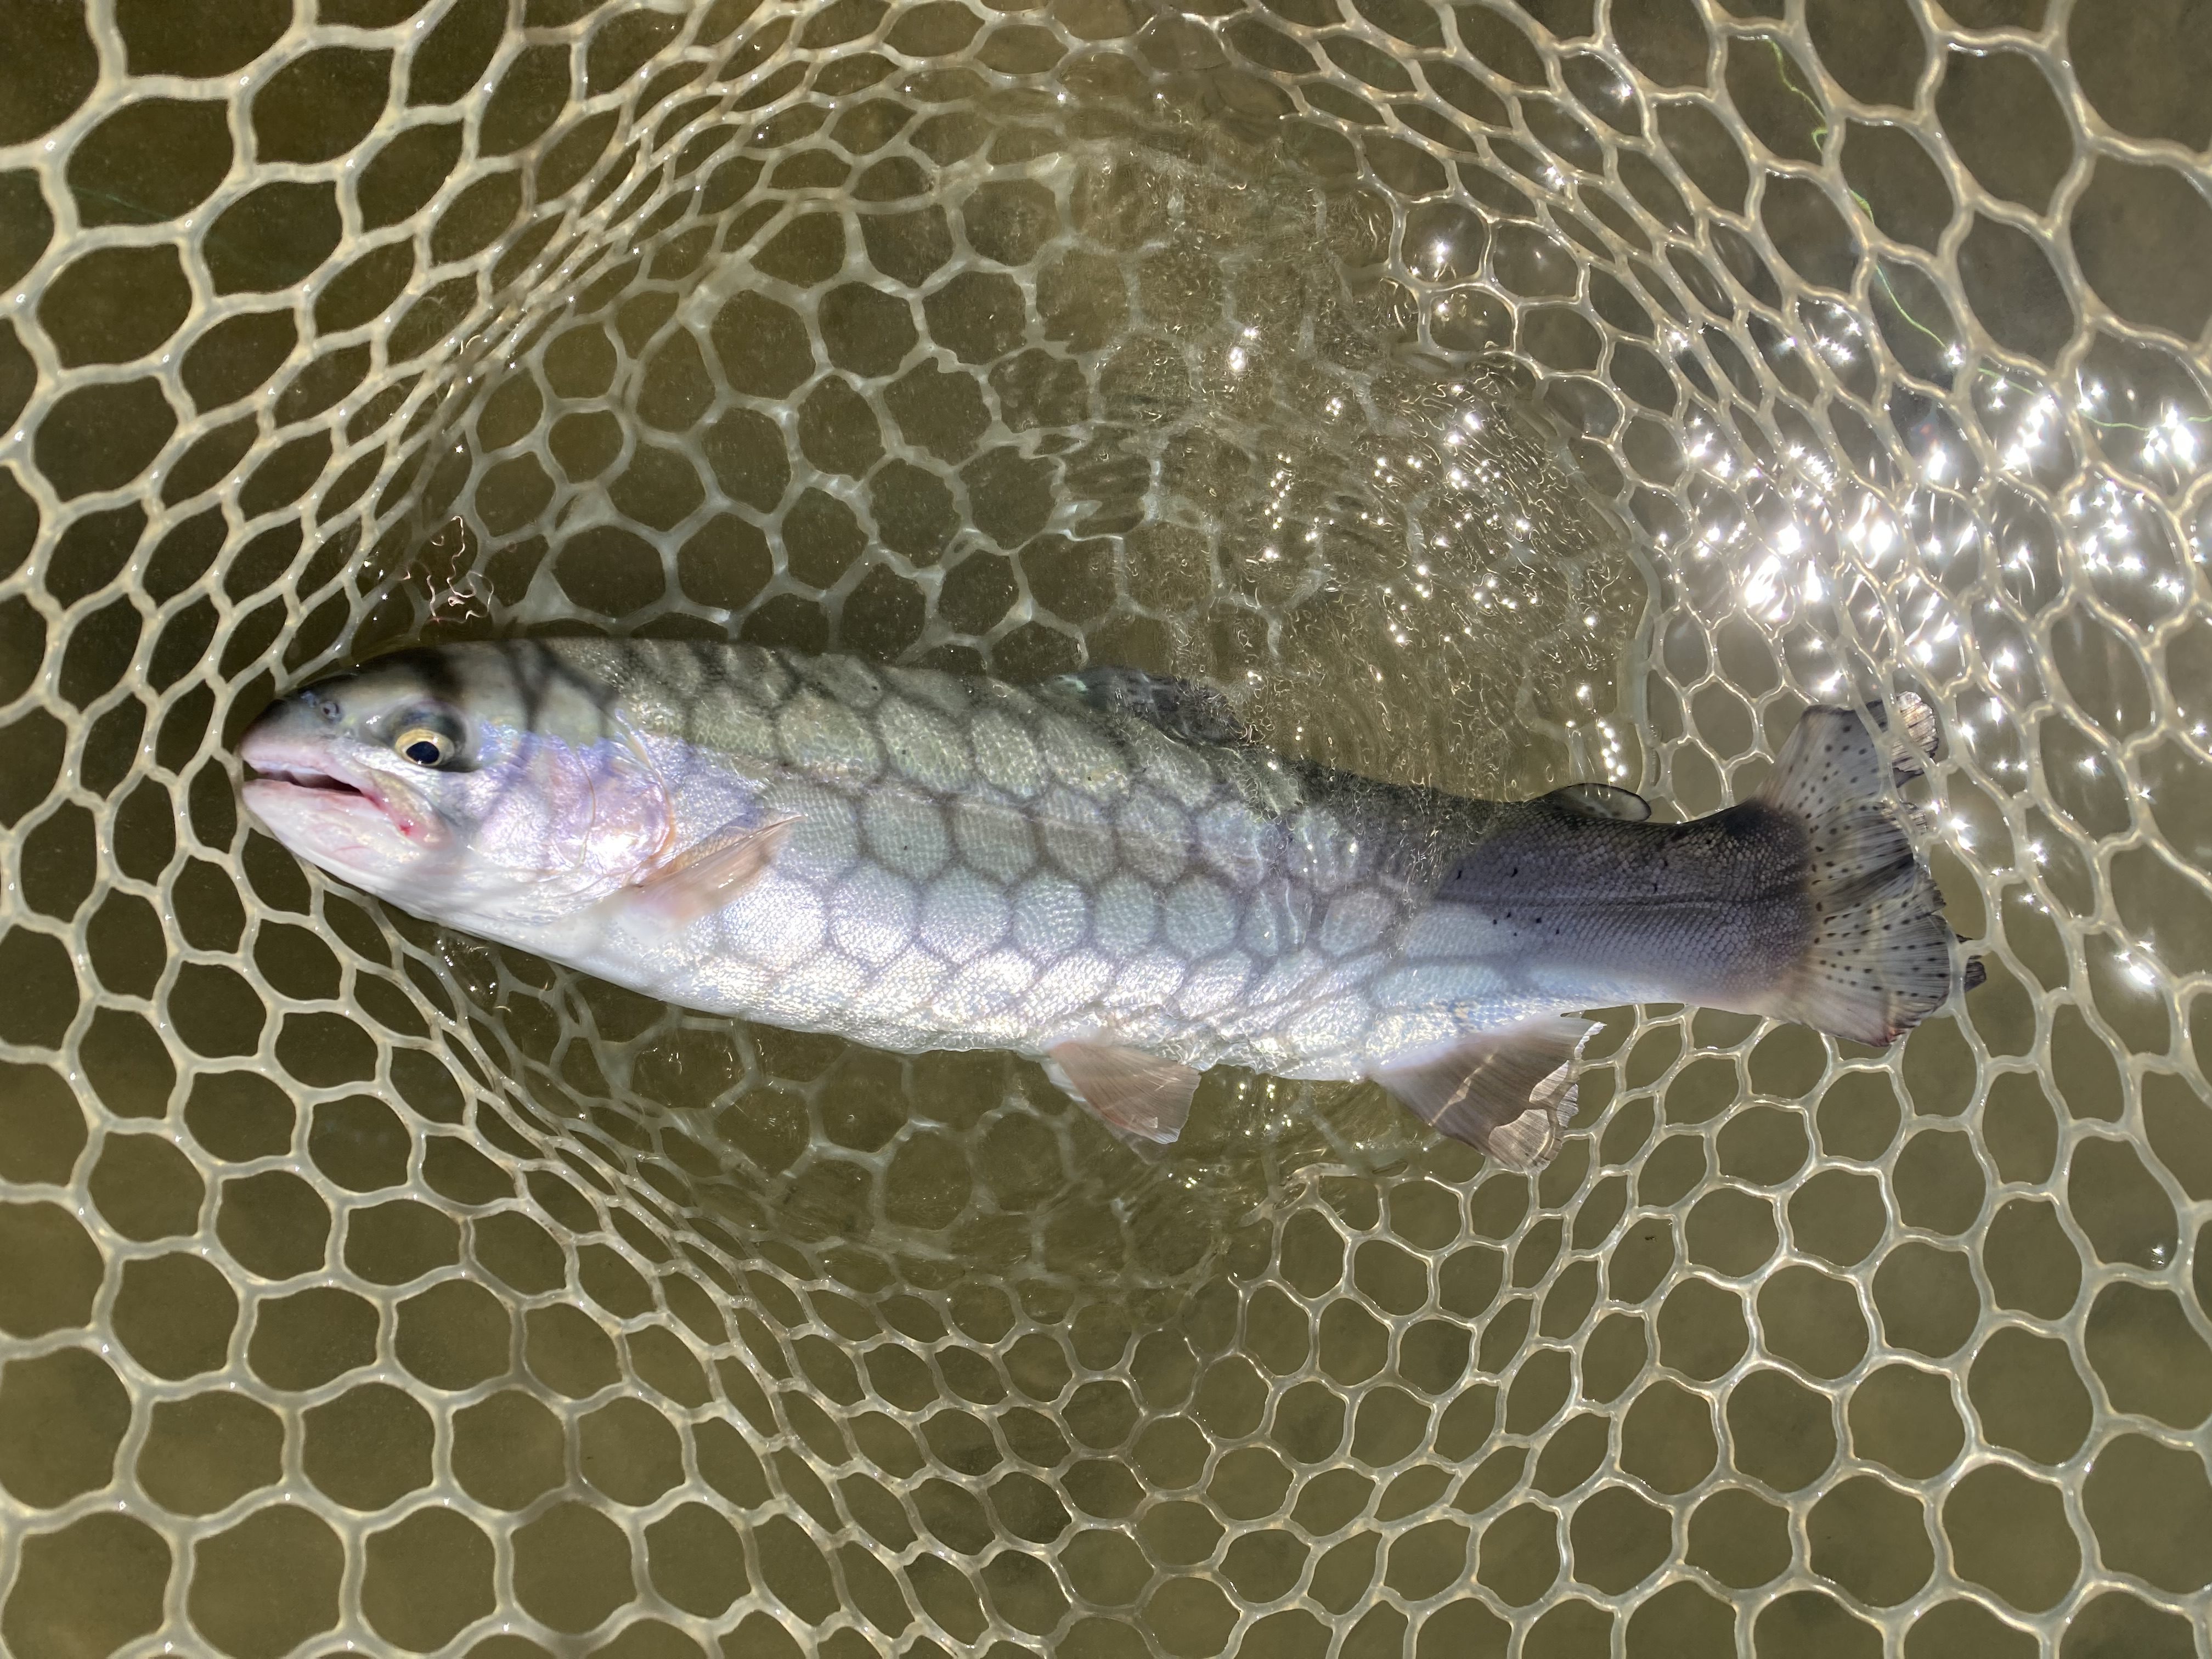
[240,641,1963,1169]
[569,644,1470,1076]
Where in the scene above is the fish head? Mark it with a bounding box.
[238,645,671,924]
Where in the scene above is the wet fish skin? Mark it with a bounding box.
[239,640,1958,1163]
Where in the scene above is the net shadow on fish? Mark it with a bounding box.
[240,641,1971,1249]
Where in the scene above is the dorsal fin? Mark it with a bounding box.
[1542,782,1651,822]
[1044,667,1252,746]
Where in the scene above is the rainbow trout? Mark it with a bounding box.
[239,641,1963,1168]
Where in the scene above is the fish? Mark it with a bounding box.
[238,640,1966,1171]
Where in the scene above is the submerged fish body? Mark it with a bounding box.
[240,640,1962,1167]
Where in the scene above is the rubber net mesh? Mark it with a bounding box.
[2,1,2209,1655]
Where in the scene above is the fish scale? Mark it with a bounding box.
[599,640,1427,1073]
[239,640,1961,1165]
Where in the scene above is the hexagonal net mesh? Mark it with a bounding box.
[2,0,2209,1655]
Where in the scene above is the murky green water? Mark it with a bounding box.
[1,1,2209,1655]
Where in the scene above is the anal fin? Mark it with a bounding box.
[1369,1016,1592,1171]
[1047,1041,1201,1146]
[627,816,797,927]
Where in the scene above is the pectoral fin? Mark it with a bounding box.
[1047,1041,1201,1146]
[1542,782,1651,822]
[1370,1017,1593,1171]
[628,816,797,927]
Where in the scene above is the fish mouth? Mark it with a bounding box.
[244,762,371,799]
[238,742,435,849]
[240,755,390,819]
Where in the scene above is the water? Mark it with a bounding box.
[1,1,2208,1655]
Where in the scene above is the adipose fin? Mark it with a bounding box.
[1542,782,1652,822]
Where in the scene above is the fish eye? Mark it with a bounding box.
[395,725,453,767]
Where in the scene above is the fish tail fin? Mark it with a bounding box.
[1755,702,1959,1047]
